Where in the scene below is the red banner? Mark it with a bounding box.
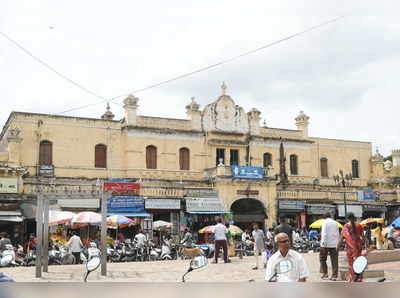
[103,182,140,193]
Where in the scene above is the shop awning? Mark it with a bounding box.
[107,212,151,217]
[186,211,231,214]
[0,211,23,222]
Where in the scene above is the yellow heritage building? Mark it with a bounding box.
[0,84,399,241]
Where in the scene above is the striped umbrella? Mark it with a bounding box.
[107,215,135,228]
[49,211,75,226]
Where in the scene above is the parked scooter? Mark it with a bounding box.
[0,244,17,267]
[48,245,62,265]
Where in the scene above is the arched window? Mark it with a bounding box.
[95,144,107,168]
[179,147,190,170]
[263,153,272,168]
[39,140,53,165]
[290,154,298,175]
[146,145,157,169]
[352,160,359,178]
[320,157,328,177]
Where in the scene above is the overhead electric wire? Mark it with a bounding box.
[0,30,107,101]
[1,16,345,116]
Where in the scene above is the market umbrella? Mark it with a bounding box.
[198,225,215,234]
[391,217,400,229]
[107,215,135,228]
[360,218,384,226]
[71,212,101,225]
[309,219,343,229]
[49,211,75,226]
[71,212,102,240]
[153,220,172,230]
[227,225,243,236]
[198,225,243,235]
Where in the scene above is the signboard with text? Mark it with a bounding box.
[107,196,144,213]
[357,190,378,201]
[231,166,264,179]
[0,177,18,193]
[145,199,181,210]
[186,197,225,212]
[104,182,140,195]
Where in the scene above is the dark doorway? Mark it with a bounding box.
[230,198,266,231]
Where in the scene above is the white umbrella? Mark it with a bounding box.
[153,220,172,230]
[49,211,75,226]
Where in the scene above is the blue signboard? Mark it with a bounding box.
[231,166,264,179]
[107,196,145,212]
[357,190,377,201]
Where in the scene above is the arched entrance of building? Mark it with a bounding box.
[230,198,266,231]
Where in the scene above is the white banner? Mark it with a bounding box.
[145,199,181,210]
[186,197,224,212]
[0,177,18,193]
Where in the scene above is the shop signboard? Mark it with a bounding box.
[363,205,387,212]
[357,190,377,201]
[237,190,259,196]
[107,196,144,213]
[279,200,305,211]
[306,205,336,215]
[0,178,18,193]
[145,199,181,210]
[186,197,225,212]
[186,189,218,198]
[39,165,54,176]
[231,166,264,179]
[104,181,140,193]
[338,205,363,218]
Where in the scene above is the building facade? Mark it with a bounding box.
[0,83,399,241]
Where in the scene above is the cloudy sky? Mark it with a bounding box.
[1,1,398,155]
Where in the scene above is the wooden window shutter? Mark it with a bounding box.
[179,148,190,170]
[146,146,157,169]
[39,141,53,165]
[263,153,272,167]
[352,160,359,178]
[320,158,328,177]
[95,144,107,168]
[290,154,298,175]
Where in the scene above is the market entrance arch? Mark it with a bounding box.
[230,198,266,231]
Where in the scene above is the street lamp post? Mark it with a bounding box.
[334,170,353,218]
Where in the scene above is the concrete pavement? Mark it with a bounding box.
[1,252,398,282]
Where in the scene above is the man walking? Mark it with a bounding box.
[213,218,230,264]
[320,213,339,280]
[252,223,265,270]
[66,231,83,264]
[274,217,294,245]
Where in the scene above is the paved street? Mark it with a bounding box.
[1,252,399,282]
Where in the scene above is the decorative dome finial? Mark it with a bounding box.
[221,81,227,95]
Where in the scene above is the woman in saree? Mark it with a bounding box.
[337,212,366,282]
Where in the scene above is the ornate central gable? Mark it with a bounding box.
[202,83,250,134]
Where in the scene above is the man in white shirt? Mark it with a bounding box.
[66,231,83,264]
[134,230,147,248]
[213,218,230,263]
[265,233,309,282]
[319,213,339,280]
[252,223,265,270]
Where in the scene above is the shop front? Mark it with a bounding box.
[362,204,388,219]
[145,198,181,236]
[278,200,305,229]
[305,204,336,226]
[184,192,229,242]
[387,203,400,223]
[107,196,151,237]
